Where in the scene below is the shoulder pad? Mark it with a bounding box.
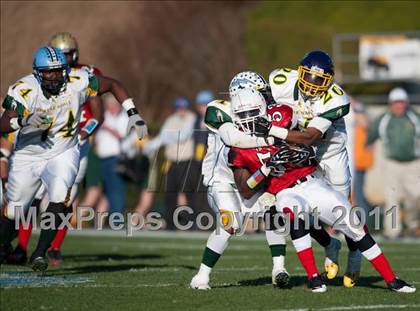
[5,75,37,115]
[317,84,350,122]
[317,83,350,118]
[205,100,232,132]
[68,68,90,90]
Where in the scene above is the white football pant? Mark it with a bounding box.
[4,145,80,220]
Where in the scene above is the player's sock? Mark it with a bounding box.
[198,229,231,275]
[310,226,331,247]
[18,222,33,251]
[0,214,17,245]
[50,227,68,250]
[31,202,65,258]
[345,235,359,251]
[357,234,395,283]
[288,215,319,279]
[265,230,286,270]
[294,236,319,279]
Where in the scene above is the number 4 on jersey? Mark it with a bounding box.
[59,109,76,138]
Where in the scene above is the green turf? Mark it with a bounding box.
[1,232,419,311]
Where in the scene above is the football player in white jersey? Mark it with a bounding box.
[0,46,147,271]
[265,50,361,287]
[190,72,290,290]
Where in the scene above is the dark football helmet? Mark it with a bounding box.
[297,50,334,99]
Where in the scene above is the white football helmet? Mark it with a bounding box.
[231,88,267,135]
[229,71,270,97]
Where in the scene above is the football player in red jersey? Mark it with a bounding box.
[7,32,105,266]
[228,88,415,293]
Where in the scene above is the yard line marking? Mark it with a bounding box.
[271,304,420,311]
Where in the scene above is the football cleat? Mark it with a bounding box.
[324,262,339,280]
[343,271,360,288]
[387,278,416,293]
[309,274,327,293]
[47,249,64,266]
[6,245,28,265]
[190,273,210,290]
[324,237,341,280]
[29,256,48,272]
[343,250,362,287]
[272,268,290,288]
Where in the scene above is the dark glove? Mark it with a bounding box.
[253,117,272,137]
[266,143,292,169]
[286,143,317,166]
[267,142,317,169]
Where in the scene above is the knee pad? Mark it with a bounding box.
[218,209,240,234]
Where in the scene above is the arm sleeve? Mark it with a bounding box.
[219,122,272,148]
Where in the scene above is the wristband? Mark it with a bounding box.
[122,98,136,111]
[82,119,99,135]
[269,126,288,140]
[127,108,139,117]
[10,118,21,130]
[246,165,271,189]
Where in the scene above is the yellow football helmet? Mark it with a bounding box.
[297,50,334,99]
[49,32,79,66]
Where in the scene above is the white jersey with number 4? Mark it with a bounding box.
[269,68,350,161]
[3,68,98,161]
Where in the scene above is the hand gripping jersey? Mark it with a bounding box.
[2,68,99,160]
[228,103,317,194]
[75,64,103,129]
[202,100,234,186]
[269,68,350,161]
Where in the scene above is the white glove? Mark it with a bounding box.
[122,98,148,140]
[21,113,52,129]
[127,113,148,140]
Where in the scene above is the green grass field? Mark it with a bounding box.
[1,231,419,311]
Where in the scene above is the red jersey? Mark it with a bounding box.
[228,104,317,195]
[75,64,103,128]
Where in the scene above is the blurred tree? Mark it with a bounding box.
[1,1,250,123]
